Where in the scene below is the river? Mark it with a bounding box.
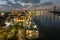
[31,11,60,40]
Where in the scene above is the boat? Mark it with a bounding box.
[26,21,39,39]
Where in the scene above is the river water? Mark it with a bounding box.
[31,11,60,40]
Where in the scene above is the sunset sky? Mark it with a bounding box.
[0,0,60,11]
[0,0,60,4]
[41,0,60,4]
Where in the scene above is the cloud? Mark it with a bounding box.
[9,0,16,4]
[0,1,7,5]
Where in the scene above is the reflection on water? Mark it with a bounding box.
[33,11,60,27]
[32,11,60,40]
